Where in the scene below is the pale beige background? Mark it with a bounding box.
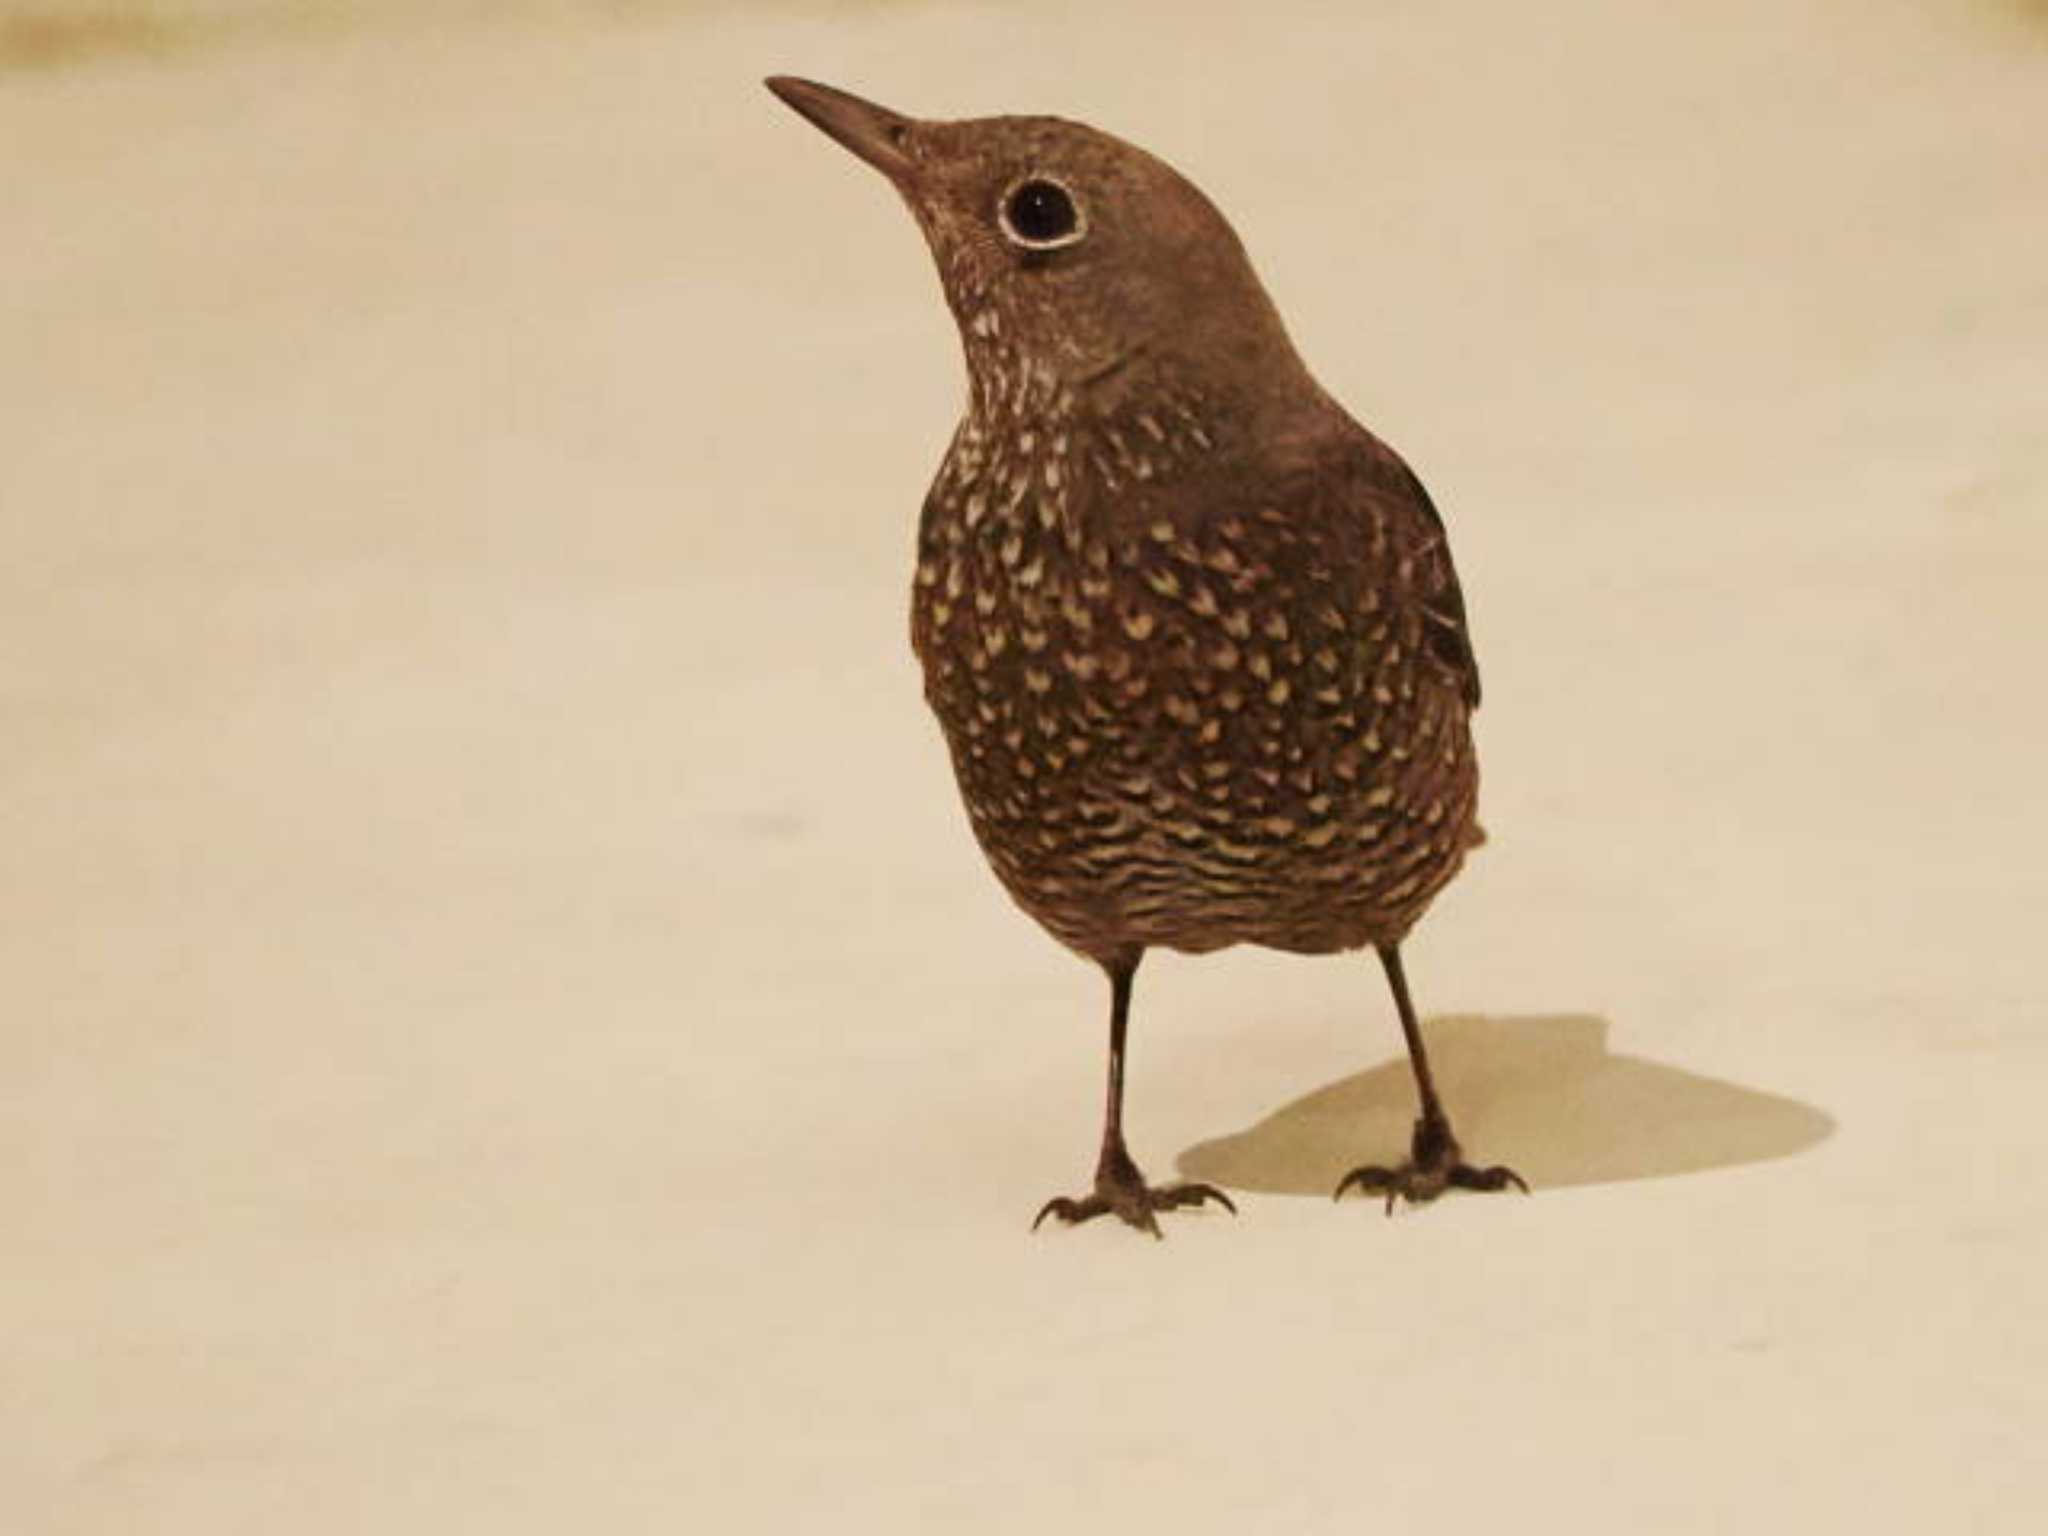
[4,1,2044,1531]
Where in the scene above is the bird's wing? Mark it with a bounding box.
[1390,457,1482,710]
[1321,435,1482,712]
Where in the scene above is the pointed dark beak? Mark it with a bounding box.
[765,76,918,182]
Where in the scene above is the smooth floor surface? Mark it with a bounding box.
[5,1,2045,1530]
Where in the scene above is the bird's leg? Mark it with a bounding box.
[1333,943,1529,1213]
[1033,949,1237,1238]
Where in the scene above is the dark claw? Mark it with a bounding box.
[1332,1165,1397,1207]
[1032,1194,1103,1231]
[1157,1181,1238,1216]
[1449,1164,1530,1195]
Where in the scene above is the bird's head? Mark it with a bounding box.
[767,77,1315,423]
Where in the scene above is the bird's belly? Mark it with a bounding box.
[915,612,1479,960]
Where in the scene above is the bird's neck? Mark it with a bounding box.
[946,313,1328,534]
[954,314,1236,487]
[958,283,1330,455]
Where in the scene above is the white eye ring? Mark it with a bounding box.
[997,175,1088,251]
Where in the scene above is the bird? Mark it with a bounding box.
[766,76,1526,1235]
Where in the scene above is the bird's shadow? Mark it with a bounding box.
[1176,1014,1834,1196]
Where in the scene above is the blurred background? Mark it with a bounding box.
[5,2,2044,1532]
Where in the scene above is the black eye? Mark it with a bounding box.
[999,177,1085,250]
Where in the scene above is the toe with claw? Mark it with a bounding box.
[1332,1114,1528,1215]
[1032,1146,1238,1238]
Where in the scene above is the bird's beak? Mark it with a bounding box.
[765,76,918,184]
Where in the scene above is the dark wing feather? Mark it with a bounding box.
[1390,459,1482,710]
[1233,430,1482,712]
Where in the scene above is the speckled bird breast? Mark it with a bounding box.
[907,354,1480,964]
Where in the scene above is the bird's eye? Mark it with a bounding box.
[999,177,1085,251]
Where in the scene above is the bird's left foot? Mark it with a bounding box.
[1032,1146,1237,1239]
[1333,1113,1528,1214]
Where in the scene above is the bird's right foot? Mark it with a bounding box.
[1031,1146,1237,1239]
[1332,1112,1528,1214]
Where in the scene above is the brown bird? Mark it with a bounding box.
[767,77,1526,1235]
